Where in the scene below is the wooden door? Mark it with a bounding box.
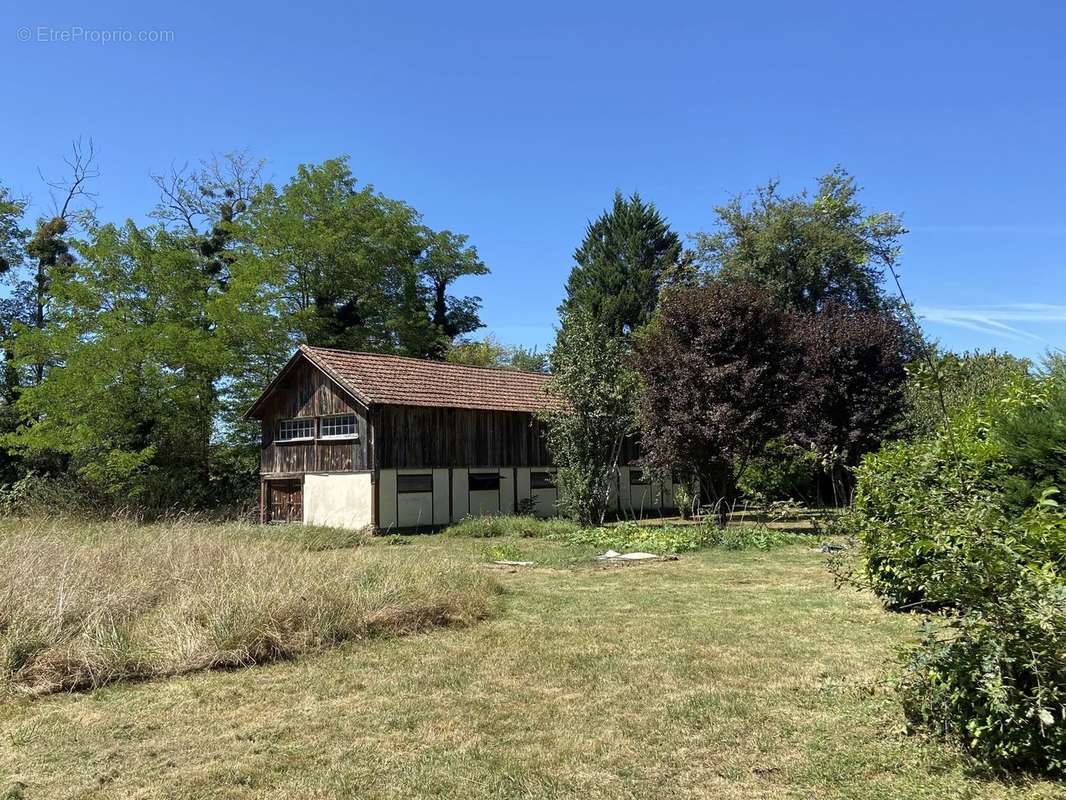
[268,480,303,522]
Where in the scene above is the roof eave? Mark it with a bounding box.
[298,344,374,410]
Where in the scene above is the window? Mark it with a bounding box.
[530,471,555,490]
[320,414,357,439]
[468,472,500,491]
[629,469,649,485]
[277,418,314,441]
[397,474,433,493]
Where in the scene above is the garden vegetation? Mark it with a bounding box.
[442,513,814,553]
[848,358,1066,776]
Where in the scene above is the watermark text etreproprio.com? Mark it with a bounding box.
[16,26,175,44]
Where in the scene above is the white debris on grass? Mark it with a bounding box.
[595,550,660,561]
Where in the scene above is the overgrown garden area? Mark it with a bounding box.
[2,520,1063,800]
[1,152,1063,792]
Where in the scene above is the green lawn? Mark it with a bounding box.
[1,523,1061,799]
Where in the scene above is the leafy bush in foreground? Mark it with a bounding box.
[852,364,1066,774]
[0,524,499,695]
[994,367,1066,513]
[898,576,1066,777]
[852,393,1065,610]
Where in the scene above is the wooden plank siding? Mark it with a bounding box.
[371,404,551,469]
[259,359,371,475]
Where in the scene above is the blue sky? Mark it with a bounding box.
[2,0,1064,359]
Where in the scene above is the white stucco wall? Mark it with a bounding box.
[304,472,373,530]
[373,464,680,528]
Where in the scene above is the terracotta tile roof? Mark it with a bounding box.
[300,345,553,413]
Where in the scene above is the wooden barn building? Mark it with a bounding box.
[247,345,679,530]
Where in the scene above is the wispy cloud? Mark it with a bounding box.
[908,224,1066,235]
[915,304,1066,346]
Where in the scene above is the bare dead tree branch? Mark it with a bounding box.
[150,150,265,234]
[37,138,100,221]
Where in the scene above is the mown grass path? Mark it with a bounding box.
[1,536,1061,799]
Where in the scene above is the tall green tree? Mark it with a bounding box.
[542,310,638,524]
[561,192,681,337]
[421,230,487,357]
[0,184,26,277]
[250,158,486,358]
[693,167,905,314]
[0,184,29,483]
[0,153,492,511]
[4,218,279,508]
[150,152,274,491]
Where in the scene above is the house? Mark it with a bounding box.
[246,345,679,530]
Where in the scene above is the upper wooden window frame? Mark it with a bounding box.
[276,417,315,442]
[319,413,358,440]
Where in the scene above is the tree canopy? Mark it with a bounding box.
[692,167,905,314]
[249,157,486,359]
[631,282,805,516]
[561,192,681,337]
[445,335,549,372]
[0,152,493,509]
[791,306,910,502]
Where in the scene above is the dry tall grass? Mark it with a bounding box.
[0,521,500,695]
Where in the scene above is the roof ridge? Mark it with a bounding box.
[300,344,551,378]
[248,345,559,417]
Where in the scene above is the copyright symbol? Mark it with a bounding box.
[16,26,31,42]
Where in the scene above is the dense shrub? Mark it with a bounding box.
[852,375,1065,610]
[852,361,1066,775]
[739,437,819,504]
[903,350,1032,438]
[993,368,1066,513]
[0,472,101,517]
[852,411,1011,609]
[898,575,1066,777]
[0,470,259,521]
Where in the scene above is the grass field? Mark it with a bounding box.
[1,520,1062,799]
